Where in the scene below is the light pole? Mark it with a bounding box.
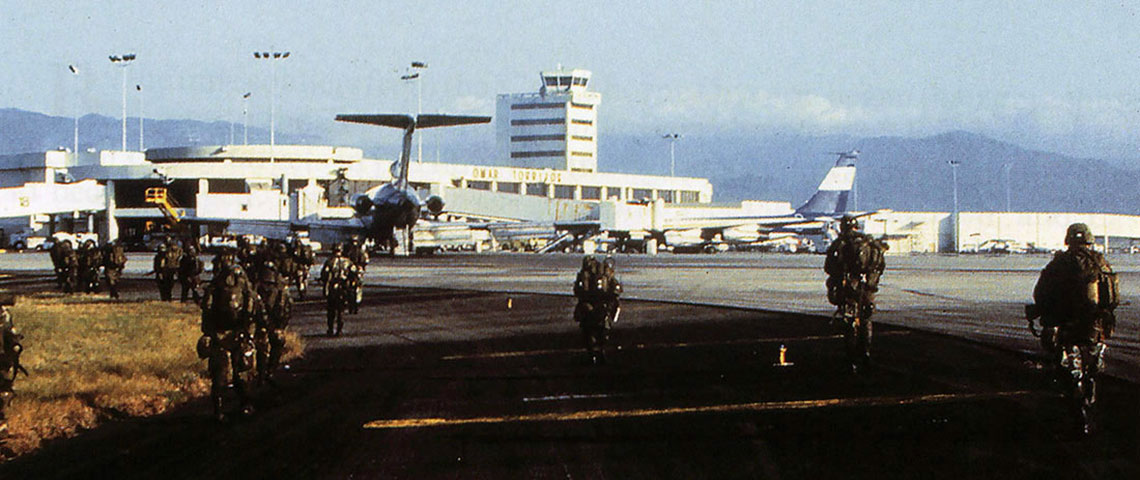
[109,53,136,151]
[242,92,251,145]
[949,159,961,253]
[254,51,290,161]
[401,61,428,162]
[1003,163,1012,212]
[68,64,80,159]
[136,84,144,151]
[662,133,681,176]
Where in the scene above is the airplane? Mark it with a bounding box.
[583,149,880,253]
[332,113,492,254]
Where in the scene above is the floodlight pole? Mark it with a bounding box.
[254,51,290,161]
[949,159,961,253]
[663,133,681,176]
[109,53,136,151]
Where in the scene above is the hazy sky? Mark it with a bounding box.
[4,1,1140,160]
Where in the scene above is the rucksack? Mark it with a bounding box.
[109,245,127,268]
[828,233,887,288]
[209,276,246,330]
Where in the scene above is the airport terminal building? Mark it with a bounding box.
[2,67,1139,254]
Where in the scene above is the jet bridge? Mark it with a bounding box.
[0,180,105,219]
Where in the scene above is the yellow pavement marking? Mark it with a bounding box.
[363,389,1031,429]
[441,331,910,361]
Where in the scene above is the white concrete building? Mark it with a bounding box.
[496,68,601,172]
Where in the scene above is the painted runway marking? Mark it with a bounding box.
[522,393,626,403]
[440,331,910,361]
[363,390,1032,430]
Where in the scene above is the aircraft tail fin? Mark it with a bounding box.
[793,152,857,216]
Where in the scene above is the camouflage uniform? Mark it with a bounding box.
[76,240,102,293]
[52,240,79,293]
[345,240,368,314]
[1033,223,1118,434]
[824,215,888,371]
[101,241,127,299]
[199,263,259,421]
[178,244,204,303]
[320,245,354,336]
[254,261,292,383]
[574,255,622,365]
[153,243,179,301]
[290,241,315,300]
[0,295,25,453]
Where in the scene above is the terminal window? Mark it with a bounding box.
[659,190,675,203]
[511,134,564,142]
[570,119,593,126]
[497,182,520,194]
[511,102,564,110]
[605,187,622,200]
[526,183,548,197]
[511,118,563,126]
[632,188,652,201]
[467,181,491,191]
[511,150,564,158]
[570,151,593,157]
[581,186,601,200]
[554,185,575,199]
[681,191,700,203]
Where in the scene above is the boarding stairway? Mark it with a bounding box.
[144,187,186,230]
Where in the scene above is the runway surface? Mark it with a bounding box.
[1,252,1138,478]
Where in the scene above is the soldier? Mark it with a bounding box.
[254,261,292,384]
[237,236,261,284]
[179,243,204,303]
[101,240,128,299]
[320,244,354,336]
[573,255,622,365]
[0,294,26,454]
[824,214,888,373]
[290,239,315,300]
[153,243,179,301]
[1031,223,1119,435]
[199,261,259,421]
[53,240,79,293]
[345,239,368,314]
[77,239,102,293]
[49,239,68,290]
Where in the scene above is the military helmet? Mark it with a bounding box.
[1065,223,1094,245]
[157,243,168,251]
[196,335,212,359]
[332,243,343,254]
[839,214,859,232]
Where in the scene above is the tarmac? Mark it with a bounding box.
[0,251,1138,478]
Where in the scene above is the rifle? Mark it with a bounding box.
[1024,303,1041,338]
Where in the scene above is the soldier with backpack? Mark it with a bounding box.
[290,239,315,300]
[0,294,26,456]
[254,261,292,384]
[102,241,127,299]
[153,242,180,301]
[76,240,102,293]
[320,244,354,336]
[1029,223,1119,435]
[198,261,259,421]
[573,255,622,365]
[824,214,888,373]
[179,244,204,303]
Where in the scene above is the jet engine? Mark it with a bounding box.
[424,195,445,217]
[352,194,373,217]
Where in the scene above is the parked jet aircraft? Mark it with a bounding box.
[332,113,491,253]
[578,150,879,253]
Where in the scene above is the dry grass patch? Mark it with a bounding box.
[3,293,304,457]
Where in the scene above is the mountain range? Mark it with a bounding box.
[2,108,1137,215]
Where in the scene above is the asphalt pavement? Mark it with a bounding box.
[0,252,1138,478]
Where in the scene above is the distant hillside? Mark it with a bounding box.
[599,131,1140,215]
[0,108,318,154]
[3,108,1138,215]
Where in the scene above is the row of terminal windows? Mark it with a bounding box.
[510,102,564,110]
[510,150,564,158]
[511,134,564,142]
[511,118,563,126]
[462,180,699,203]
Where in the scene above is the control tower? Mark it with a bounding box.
[495,68,601,172]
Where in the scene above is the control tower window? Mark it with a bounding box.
[467,181,491,191]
